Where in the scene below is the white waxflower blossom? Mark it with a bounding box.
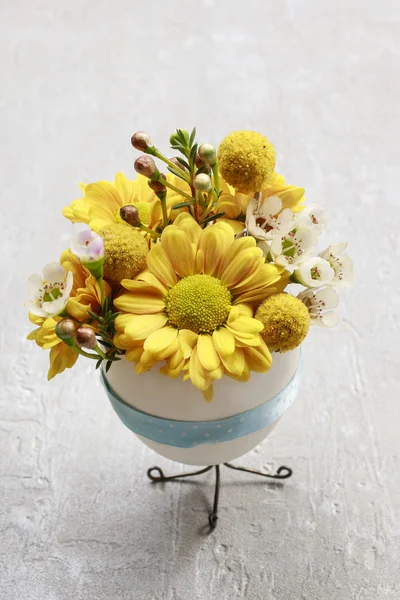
[294,257,335,288]
[319,242,353,286]
[270,227,317,267]
[295,203,329,234]
[246,195,295,241]
[297,287,339,327]
[27,263,73,317]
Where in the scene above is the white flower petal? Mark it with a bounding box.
[42,297,67,316]
[259,195,282,219]
[64,271,74,296]
[320,311,339,327]
[42,262,67,285]
[315,287,339,308]
[26,300,47,317]
[28,273,44,300]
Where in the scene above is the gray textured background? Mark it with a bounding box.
[1,1,399,599]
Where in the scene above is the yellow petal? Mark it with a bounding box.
[220,347,245,376]
[217,236,256,277]
[114,293,165,314]
[243,341,272,373]
[195,247,204,273]
[189,347,210,391]
[202,385,214,403]
[212,327,235,357]
[136,270,168,296]
[147,244,178,288]
[178,329,198,359]
[161,226,194,278]
[198,225,233,276]
[218,219,245,235]
[144,326,178,355]
[197,334,220,371]
[125,313,168,340]
[208,365,224,381]
[114,313,138,331]
[227,316,263,335]
[126,347,144,362]
[220,247,263,289]
[120,278,165,297]
[173,212,202,245]
[237,303,254,317]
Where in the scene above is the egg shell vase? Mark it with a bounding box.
[103,347,301,467]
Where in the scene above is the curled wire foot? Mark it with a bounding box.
[223,462,293,479]
[147,465,213,483]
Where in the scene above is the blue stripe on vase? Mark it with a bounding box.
[101,361,301,448]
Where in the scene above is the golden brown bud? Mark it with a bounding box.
[134,155,158,178]
[55,319,76,342]
[148,176,167,194]
[170,157,188,172]
[131,131,153,152]
[120,205,140,227]
[76,327,97,350]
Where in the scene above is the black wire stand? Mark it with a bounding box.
[147,462,292,530]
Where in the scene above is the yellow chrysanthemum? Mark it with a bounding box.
[255,293,310,353]
[113,213,289,400]
[62,172,191,234]
[27,251,107,379]
[217,130,276,193]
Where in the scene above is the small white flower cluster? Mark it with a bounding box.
[27,226,104,318]
[246,196,353,327]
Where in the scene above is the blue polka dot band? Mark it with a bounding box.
[102,363,300,448]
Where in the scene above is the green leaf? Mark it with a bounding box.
[189,127,196,146]
[190,143,198,164]
[176,157,190,170]
[167,166,189,181]
[172,200,196,209]
[201,212,226,224]
[196,165,211,175]
[87,310,102,322]
[109,311,120,321]
[95,358,103,370]
[105,361,113,373]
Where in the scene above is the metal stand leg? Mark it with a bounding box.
[223,462,292,479]
[147,461,292,530]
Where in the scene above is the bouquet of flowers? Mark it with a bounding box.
[26,128,352,404]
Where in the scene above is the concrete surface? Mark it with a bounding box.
[1,1,399,599]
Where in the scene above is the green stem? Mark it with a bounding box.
[161,177,194,202]
[138,223,160,238]
[96,277,105,307]
[153,149,190,182]
[212,163,221,195]
[75,346,100,360]
[159,194,169,228]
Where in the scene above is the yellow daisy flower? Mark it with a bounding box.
[113,213,289,400]
[27,251,108,379]
[62,172,191,233]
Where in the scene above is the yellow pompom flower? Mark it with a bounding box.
[99,223,148,287]
[217,130,276,194]
[27,251,108,380]
[113,213,289,401]
[255,293,310,353]
[62,172,191,234]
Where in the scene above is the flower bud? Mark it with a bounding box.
[55,319,76,342]
[148,175,167,194]
[169,129,189,146]
[170,157,188,172]
[193,173,212,192]
[131,131,153,152]
[198,143,217,166]
[134,156,159,179]
[195,153,211,173]
[76,327,97,350]
[120,205,140,227]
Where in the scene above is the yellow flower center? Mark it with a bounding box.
[115,202,151,226]
[165,274,231,334]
